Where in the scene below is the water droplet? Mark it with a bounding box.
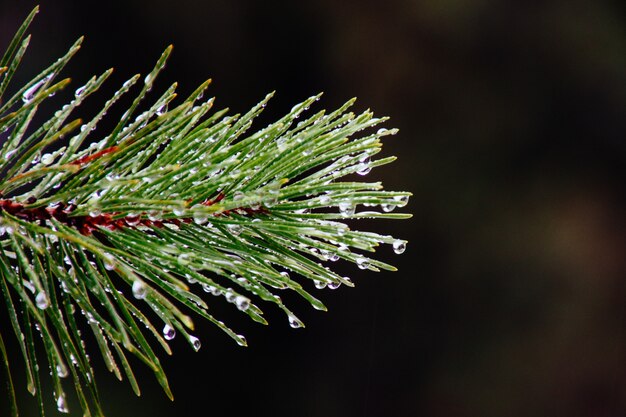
[156,103,168,115]
[56,364,68,378]
[381,203,395,212]
[22,77,48,103]
[225,290,236,303]
[56,394,69,413]
[236,334,247,346]
[190,335,201,351]
[172,204,185,216]
[328,281,341,290]
[314,280,327,289]
[35,292,49,310]
[377,128,388,135]
[103,254,116,271]
[125,214,140,226]
[89,209,101,217]
[329,252,340,262]
[4,149,17,161]
[288,314,303,329]
[279,271,290,280]
[226,224,242,236]
[393,195,409,207]
[319,195,331,204]
[235,295,250,311]
[277,138,288,152]
[74,85,87,97]
[163,324,176,340]
[392,240,406,254]
[178,253,191,265]
[338,201,355,217]
[356,257,369,270]
[41,153,54,165]
[132,281,147,299]
[193,210,208,225]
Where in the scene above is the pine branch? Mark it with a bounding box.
[0,7,411,416]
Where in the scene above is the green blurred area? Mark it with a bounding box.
[1,1,625,416]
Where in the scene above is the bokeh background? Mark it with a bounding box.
[1,1,625,416]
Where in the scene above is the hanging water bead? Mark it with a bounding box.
[172,203,185,216]
[381,203,395,212]
[314,279,327,289]
[288,314,303,329]
[41,153,54,165]
[103,254,116,271]
[132,281,147,299]
[189,335,201,351]
[56,394,69,413]
[392,240,406,254]
[356,154,371,176]
[163,324,176,340]
[235,334,247,347]
[338,201,355,217]
[178,253,191,265]
[35,292,49,310]
[125,213,141,226]
[328,281,341,290]
[356,257,369,270]
[56,363,69,378]
[193,209,208,225]
[393,195,409,207]
[235,295,250,311]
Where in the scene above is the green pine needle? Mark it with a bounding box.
[0,6,411,416]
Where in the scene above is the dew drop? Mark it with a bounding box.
[381,203,395,212]
[356,257,369,270]
[178,253,191,265]
[163,324,176,340]
[288,314,303,329]
[132,281,147,299]
[4,149,17,161]
[190,335,201,351]
[377,128,388,135]
[319,195,331,205]
[172,204,185,216]
[235,295,250,311]
[56,394,69,413]
[74,85,87,97]
[156,103,168,115]
[125,213,140,226]
[392,240,406,254]
[22,77,48,103]
[338,201,355,217]
[35,292,49,310]
[393,195,409,207]
[103,254,116,271]
[193,211,208,225]
[314,280,327,289]
[41,153,54,165]
[328,281,341,290]
[225,290,236,303]
[56,364,68,378]
[236,334,247,346]
[356,163,371,176]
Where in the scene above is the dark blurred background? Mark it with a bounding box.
[1,1,625,416]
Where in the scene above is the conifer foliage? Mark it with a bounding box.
[0,7,410,416]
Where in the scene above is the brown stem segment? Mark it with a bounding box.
[0,194,267,236]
